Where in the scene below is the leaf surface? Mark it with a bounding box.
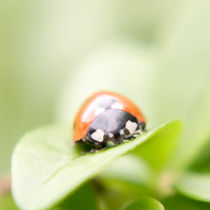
[12,121,179,210]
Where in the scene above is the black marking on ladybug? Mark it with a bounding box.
[84,109,144,147]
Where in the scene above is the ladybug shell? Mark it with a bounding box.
[73,91,146,141]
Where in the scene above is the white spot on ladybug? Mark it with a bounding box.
[108,133,114,138]
[91,129,105,142]
[111,102,124,110]
[125,120,137,134]
[120,129,124,135]
[95,107,105,115]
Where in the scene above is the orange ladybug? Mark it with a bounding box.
[73,91,146,148]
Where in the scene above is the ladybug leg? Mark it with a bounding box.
[89,143,107,153]
[124,135,136,140]
[113,139,123,145]
[97,143,107,150]
[75,140,95,154]
[111,133,124,145]
[140,122,147,132]
[77,139,107,153]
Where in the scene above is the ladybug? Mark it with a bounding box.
[73,91,146,149]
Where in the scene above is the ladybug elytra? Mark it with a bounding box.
[73,91,146,149]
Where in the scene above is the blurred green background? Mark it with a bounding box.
[0,0,210,184]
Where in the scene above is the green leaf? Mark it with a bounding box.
[121,197,164,210]
[12,121,178,210]
[189,137,210,173]
[162,195,210,210]
[99,155,154,200]
[133,121,182,171]
[55,183,98,210]
[0,194,18,210]
[151,0,210,170]
[99,154,152,191]
[175,173,210,202]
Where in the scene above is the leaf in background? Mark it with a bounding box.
[55,183,98,210]
[12,121,178,210]
[121,197,164,210]
[56,41,155,128]
[151,0,210,170]
[189,137,210,173]
[0,0,70,174]
[0,194,18,210]
[98,155,155,202]
[162,195,210,210]
[99,154,152,192]
[133,120,182,172]
[175,173,210,203]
